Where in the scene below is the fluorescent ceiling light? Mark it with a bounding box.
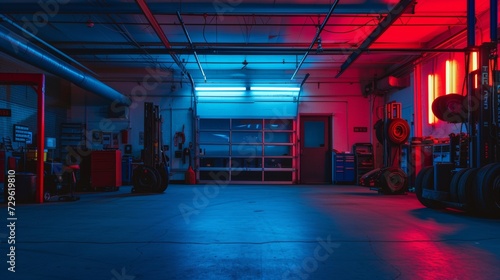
[196,91,245,97]
[250,87,300,91]
[195,87,247,91]
[251,92,299,97]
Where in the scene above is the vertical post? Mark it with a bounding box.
[467,0,475,47]
[36,75,45,203]
[476,43,494,167]
[413,64,423,137]
[491,0,498,42]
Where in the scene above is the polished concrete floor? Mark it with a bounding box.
[1,183,500,280]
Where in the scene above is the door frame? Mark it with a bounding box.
[298,114,332,184]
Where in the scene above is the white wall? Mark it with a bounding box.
[68,80,195,181]
[299,82,372,153]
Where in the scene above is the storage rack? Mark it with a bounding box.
[352,143,374,184]
[60,123,86,164]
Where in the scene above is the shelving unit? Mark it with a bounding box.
[197,118,296,183]
[352,143,375,184]
[60,123,86,164]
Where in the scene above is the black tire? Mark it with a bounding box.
[374,119,385,144]
[458,168,478,211]
[155,163,169,193]
[132,165,161,193]
[450,168,468,203]
[415,166,445,209]
[387,118,410,145]
[379,167,408,194]
[476,163,500,216]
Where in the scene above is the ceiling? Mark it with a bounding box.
[0,0,494,90]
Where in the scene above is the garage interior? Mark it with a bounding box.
[0,0,500,279]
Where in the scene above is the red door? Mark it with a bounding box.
[300,116,331,183]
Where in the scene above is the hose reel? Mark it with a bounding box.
[374,118,410,146]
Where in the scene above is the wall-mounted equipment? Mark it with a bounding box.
[364,76,409,97]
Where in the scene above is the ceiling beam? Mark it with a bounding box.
[60,47,468,56]
[1,3,398,15]
[290,0,340,80]
[177,12,206,82]
[135,0,193,86]
[335,0,417,78]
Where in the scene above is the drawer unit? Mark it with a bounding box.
[91,150,122,190]
[332,152,355,184]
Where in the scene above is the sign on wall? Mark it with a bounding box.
[0,108,11,117]
[353,127,368,133]
[13,124,32,144]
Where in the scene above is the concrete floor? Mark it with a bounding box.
[1,184,500,280]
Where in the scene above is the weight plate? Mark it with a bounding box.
[380,167,408,194]
[431,94,467,123]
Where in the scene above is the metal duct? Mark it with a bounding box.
[0,25,131,105]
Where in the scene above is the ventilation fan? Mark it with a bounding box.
[241,59,248,69]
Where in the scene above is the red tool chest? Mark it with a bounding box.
[91,150,122,190]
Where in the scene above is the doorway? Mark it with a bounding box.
[300,115,331,184]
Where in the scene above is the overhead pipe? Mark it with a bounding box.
[62,47,470,56]
[0,26,131,105]
[0,3,396,15]
[135,0,193,87]
[290,0,340,80]
[335,0,416,78]
[295,73,310,116]
[0,14,98,76]
[177,11,206,82]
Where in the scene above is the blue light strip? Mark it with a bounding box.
[195,87,247,91]
[250,87,300,91]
